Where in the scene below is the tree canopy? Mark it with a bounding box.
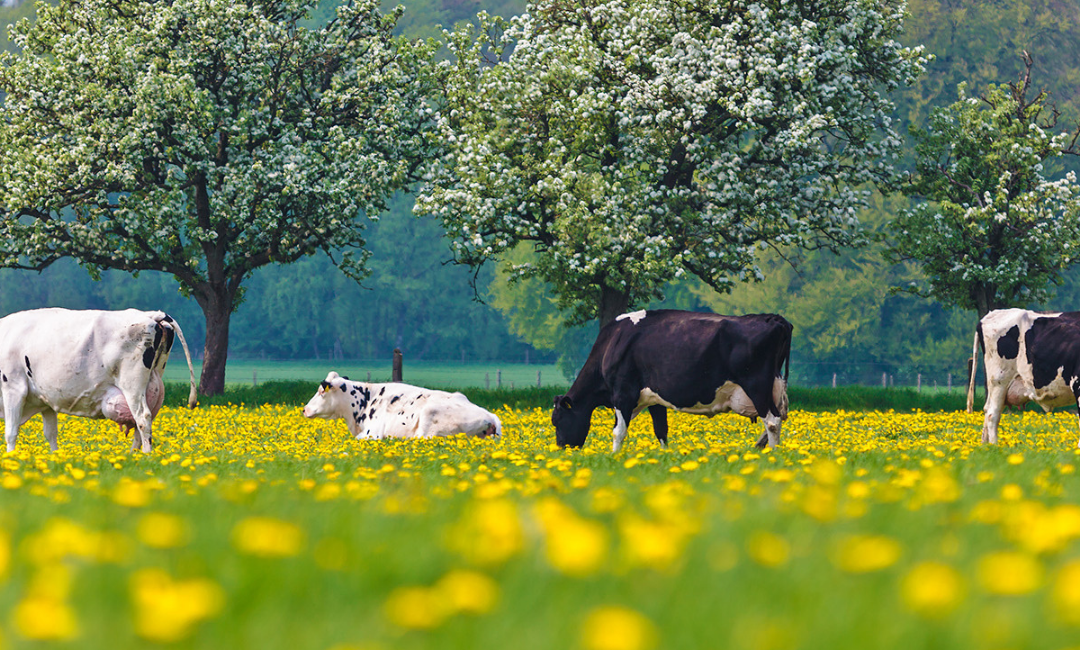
[886,54,1080,317]
[418,0,927,326]
[0,0,440,393]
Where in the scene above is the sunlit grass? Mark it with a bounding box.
[1,405,1079,649]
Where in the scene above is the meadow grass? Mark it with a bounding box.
[1,403,1080,649]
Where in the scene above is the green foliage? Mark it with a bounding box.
[419,0,927,325]
[0,0,443,391]
[885,59,1080,316]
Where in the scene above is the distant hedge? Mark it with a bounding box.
[166,381,994,413]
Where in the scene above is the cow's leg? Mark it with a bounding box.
[121,388,154,453]
[762,411,782,448]
[41,409,59,452]
[982,375,1010,445]
[3,386,26,453]
[648,405,668,448]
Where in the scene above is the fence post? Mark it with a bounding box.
[947,373,952,391]
[497,369,502,389]
[392,348,402,382]
[917,373,921,392]
[537,370,542,388]
[485,372,490,390]
[889,375,894,388]
[832,373,837,389]
[882,372,887,388]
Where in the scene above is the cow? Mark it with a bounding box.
[0,308,197,453]
[303,371,502,440]
[967,308,1080,445]
[552,309,792,452]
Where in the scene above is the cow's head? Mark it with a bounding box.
[303,371,349,419]
[552,394,589,447]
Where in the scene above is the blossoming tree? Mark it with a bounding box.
[0,0,439,394]
[886,54,1080,318]
[417,0,926,326]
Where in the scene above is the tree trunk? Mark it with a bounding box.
[597,284,631,329]
[974,283,996,321]
[195,289,234,396]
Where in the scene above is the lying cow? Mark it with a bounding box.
[0,308,197,453]
[968,308,1080,445]
[303,372,501,439]
[553,309,791,451]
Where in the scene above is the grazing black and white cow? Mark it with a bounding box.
[0,308,197,453]
[968,308,1080,445]
[552,309,792,451]
[304,372,501,439]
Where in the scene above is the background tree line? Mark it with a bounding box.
[1,0,1079,387]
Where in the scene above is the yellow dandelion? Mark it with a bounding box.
[130,568,224,643]
[112,479,154,508]
[830,535,902,573]
[136,512,190,549]
[383,586,447,630]
[434,570,500,615]
[12,595,79,641]
[444,499,524,567]
[900,562,964,619]
[976,551,1043,596]
[534,498,609,577]
[580,606,658,650]
[231,517,305,558]
[746,531,790,568]
[1050,560,1080,625]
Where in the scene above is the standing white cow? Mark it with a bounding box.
[303,372,501,439]
[0,308,197,453]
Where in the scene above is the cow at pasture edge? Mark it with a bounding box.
[553,309,791,451]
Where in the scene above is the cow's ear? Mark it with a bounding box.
[555,395,572,410]
[319,380,332,393]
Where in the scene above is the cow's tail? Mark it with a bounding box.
[966,321,982,414]
[163,316,198,409]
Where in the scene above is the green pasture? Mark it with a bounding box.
[1,406,1079,650]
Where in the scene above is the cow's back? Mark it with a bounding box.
[602,311,788,385]
[0,308,158,414]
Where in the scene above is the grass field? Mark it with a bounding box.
[2,402,1080,649]
[161,360,566,390]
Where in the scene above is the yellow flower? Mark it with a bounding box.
[746,531,790,568]
[231,517,305,558]
[445,499,524,567]
[917,468,961,504]
[900,562,964,619]
[1050,560,1080,625]
[618,515,686,572]
[383,586,447,630]
[130,568,224,642]
[0,530,9,579]
[434,570,500,615]
[976,551,1043,595]
[12,595,79,641]
[830,535,902,573]
[534,498,609,577]
[580,606,658,650]
[112,479,152,508]
[137,512,190,549]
